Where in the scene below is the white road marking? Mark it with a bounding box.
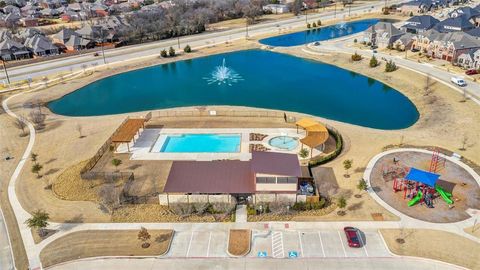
[317,232,326,257]
[358,232,369,257]
[206,232,212,257]
[272,231,284,258]
[297,232,304,257]
[337,231,347,257]
[186,231,194,257]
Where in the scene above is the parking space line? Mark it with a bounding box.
[297,232,304,257]
[272,231,284,258]
[206,232,212,257]
[337,231,347,257]
[185,231,194,257]
[317,232,326,257]
[359,233,369,257]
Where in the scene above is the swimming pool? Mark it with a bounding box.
[152,134,241,153]
[269,136,299,151]
[48,50,419,130]
[259,18,385,47]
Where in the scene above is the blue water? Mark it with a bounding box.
[269,136,299,151]
[259,19,380,47]
[159,134,241,153]
[48,50,419,130]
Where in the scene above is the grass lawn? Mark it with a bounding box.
[380,229,480,270]
[40,230,173,268]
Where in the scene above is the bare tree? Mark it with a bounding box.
[76,123,83,138]
[13,116,27,136]
[98,184,120,213]
[423,74,434,96]
[29,109,46,129]
[460,134,469,151]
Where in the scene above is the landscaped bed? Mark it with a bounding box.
[39,229,174,268]
[380,229,480,270]
[227,229,251,257]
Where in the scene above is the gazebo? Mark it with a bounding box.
[111,118,147,152]
[295,118,329,158]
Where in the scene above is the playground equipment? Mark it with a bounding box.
[435,185,453,205]
[408,190,423,207]
[429,149,446,173]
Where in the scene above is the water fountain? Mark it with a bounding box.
[204,58,242,86]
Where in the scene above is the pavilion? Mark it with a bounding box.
[295,118,329,158]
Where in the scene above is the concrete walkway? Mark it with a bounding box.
[0,210,14,270]
[235,205,248,223]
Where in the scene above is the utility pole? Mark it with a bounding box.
[245,19,249,39]
[2,58,10,85]
[305,8,308,23]
[100,29,106,65]
[177,37,181,49]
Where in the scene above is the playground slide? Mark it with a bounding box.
[408,191,423,207]
[435,185,453,205]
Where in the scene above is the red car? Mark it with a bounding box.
[344,227,362,248]
[465,69,478,75]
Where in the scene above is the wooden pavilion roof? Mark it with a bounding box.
[111,118,146,143]
[296,118,329,148]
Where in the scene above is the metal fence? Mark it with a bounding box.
[81,171,134,182]
[153,109,286,118]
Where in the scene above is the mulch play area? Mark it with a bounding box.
[370,151,480,223]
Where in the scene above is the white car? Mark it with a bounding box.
[451,77,467,87]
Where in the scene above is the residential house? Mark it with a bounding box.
[15,28,44,41]
[393,33,415,50]
[40,8,60,18]
[263,4,289,14]
[434,16,475,33]
[0,30,12,41]
[24,34,59,56]
[60,10,83,22]
[412,30,480,61]
[51,28,80,44]
[401,15,439,33]
[0,13,21,27]
[449,6,480,25]
[0,39,32,60]
[456,48,477,69]
[64,35,94,51]
[3,5,21,14]
[20,16,39,27]
[363,22,404,48]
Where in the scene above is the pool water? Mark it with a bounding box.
[48,50,419,130]
[269,136,299,151]
[155,134,241,153]
[259,19,384,47]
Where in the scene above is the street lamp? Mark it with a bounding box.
[245,19,249,39]
[99,28,106,65]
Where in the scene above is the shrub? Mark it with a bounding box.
[385,60,398,72]
[299,148,309,158]
[409,11,414,16]
[312,22,317,28]
[247,205,256,216]
[183,45,192,53]
[357,179,368,192]
[168,47,175,57]
[353,38,357,43]
[306,23,311,28]
[317,19,321,26]
[292,202,306,211]
[351,52,362,61]
[369,55,378,67]
[337,196,347,209]
[160,49,167,57]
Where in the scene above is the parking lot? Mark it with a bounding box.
[166,229,391,259]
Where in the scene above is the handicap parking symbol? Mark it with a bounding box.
[257,251,267,257]
[288,251,298,258]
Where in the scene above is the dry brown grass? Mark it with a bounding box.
[40,229,174,268]
[228,229,251,257]
[380,229,480,270]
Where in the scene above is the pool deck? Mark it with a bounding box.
[116,128,322,161]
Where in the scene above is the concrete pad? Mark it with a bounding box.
[168,231,191,257]
[320,231,346,257]
[187,231,210,258]
[362,231,391,257]
[249,231,272,258]
[208,231,228,258]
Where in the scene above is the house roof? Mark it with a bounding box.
[449,7,480,20]
[365,22,404,37]
[402,15,439,30]
[24,34,57,52]
[65,35,91,47]
[251,151,302,177]
[52,28,79,42]
[434,16,475,32]
[466,28,480,38]
[458,48,477,60]
[164,160,255,194]
[0,38,26,50]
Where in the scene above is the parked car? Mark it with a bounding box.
[344,227,361,248]
[465,69,478,75]
[451,76,467,87]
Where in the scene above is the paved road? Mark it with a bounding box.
[49,257,461,270]
[0,0,406,83]
[0,211,14,270]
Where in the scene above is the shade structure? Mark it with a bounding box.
[404,168,440,187]
[296,118,329,149]
[111,118,146,144]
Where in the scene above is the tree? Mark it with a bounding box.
[312,22,317,28]
[306,22,311,28]
[460,134,469,151]
[98,184,119,213]
[25,209,49,237]
[385,60,397,72]
[13,116,27,136]
[337,196,347,215]
[111,158,122,170]
[31,153,38,164]
[29,109,45,129]
[343,159,353,177]
[317,19,321,26]
[357,179,368,193]
[183,44,192,53]
[76,123,83,138]
[31,163,43,178]
[138,227,151,248]
[168,47,176,57]
[369,55,378,67]
[160,49,168,58]
[299,148,309,159]
[423,74,433,96]
[290,0,303,16]
[242,0,264,25]
[351,52,362,61]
